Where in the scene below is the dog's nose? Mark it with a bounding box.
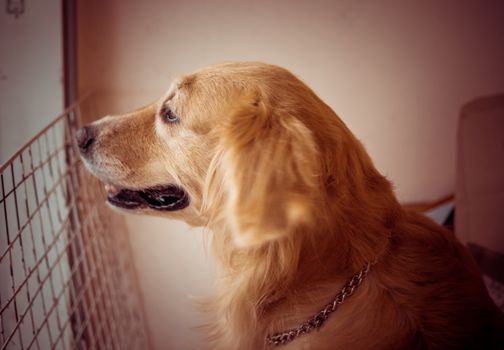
[75,126,95,153]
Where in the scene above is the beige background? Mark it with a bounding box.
[77,1,504,348]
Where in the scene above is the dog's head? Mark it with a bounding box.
[78,62,384,247]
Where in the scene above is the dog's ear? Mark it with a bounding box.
[218,94,323,247]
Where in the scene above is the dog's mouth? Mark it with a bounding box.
[105,184,189,211]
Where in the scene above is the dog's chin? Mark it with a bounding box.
[104,184,190,212]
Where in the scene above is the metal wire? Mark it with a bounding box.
[0,97,151,350]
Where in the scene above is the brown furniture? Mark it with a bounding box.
[455,94,504,300]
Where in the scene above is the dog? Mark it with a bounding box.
[77,62,503,349]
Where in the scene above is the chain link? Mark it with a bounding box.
[266,263,371,347]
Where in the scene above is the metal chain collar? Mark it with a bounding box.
[265,263,371,347]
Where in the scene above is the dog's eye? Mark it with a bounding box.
[160,106,179,123]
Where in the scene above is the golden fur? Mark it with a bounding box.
[80,62,503,349]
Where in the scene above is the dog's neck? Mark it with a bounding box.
[207,212,395,348]
[205,168,401,348]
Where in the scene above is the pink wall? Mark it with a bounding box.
[77,1,504,348]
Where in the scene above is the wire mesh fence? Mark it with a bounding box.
[0,98,151,350]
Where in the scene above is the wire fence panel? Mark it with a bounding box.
[0,98,151,350]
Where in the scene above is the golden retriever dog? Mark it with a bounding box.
[77,62,503,349]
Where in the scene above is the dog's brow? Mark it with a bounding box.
[162,80,181,103]
[162,76,193,107]
[163,92,176,105]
